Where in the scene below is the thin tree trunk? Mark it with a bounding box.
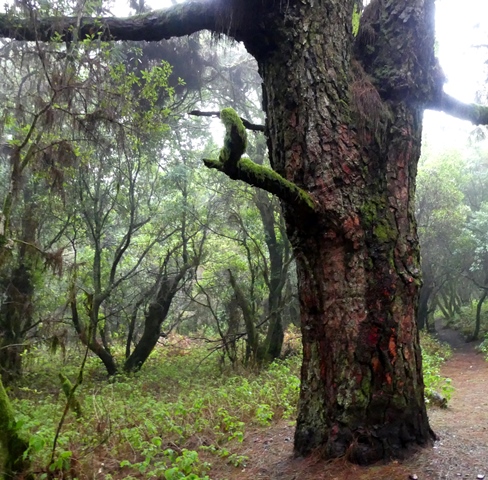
[70,299,118,375]
[418,281,434,331]
[473,290,487,341]
[227,269,259,364]
[254,190,288,362]
[126,298,144,359]
[124,268,189,372]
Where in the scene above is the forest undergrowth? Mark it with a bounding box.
[2,332,452,479]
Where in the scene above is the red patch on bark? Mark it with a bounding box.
[290,111,297,128]
[371,356,381,373]
[388,334,397,363]
[368,327,379,345]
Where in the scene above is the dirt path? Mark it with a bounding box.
[216,328,488,480]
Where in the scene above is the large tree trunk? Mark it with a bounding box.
[249,0,436,464]
[0,191,38,384]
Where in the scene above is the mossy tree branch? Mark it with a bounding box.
[203,108,315,212]
[429,91,488,125]
[188,110,265,132]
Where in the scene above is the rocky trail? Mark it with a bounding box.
[216,326,488,480]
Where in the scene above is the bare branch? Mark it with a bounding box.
[189,110,265,132]
[0,1,222,42]
[430,91,488,125]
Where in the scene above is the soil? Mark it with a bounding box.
[213,324,488,480]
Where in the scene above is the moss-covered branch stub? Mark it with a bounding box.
[202,108,315,213]
[430,91,488,126]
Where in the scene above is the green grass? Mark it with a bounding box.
[3,331,452,479]
[9,343,300,479]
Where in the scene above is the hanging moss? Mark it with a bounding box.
[219,107,247,163]
[352,3,361,37]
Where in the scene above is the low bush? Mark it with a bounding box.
[420,332,454,406]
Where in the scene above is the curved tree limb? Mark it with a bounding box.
[203,108,315,212]
[0,1,223,42]
[430,91,488,125]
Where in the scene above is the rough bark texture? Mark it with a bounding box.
[245,0,437,463]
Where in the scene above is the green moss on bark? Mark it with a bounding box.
[0,377,31,479]
[238,157,314,210]
[202,108,315,213]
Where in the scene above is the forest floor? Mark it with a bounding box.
[213,325,488,480]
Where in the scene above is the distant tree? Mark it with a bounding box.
[416,149,472,330]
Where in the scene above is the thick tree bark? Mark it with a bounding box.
[249,0,436,463]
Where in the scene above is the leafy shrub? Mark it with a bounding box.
[420,332,454,406]
[477,333,488,358]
